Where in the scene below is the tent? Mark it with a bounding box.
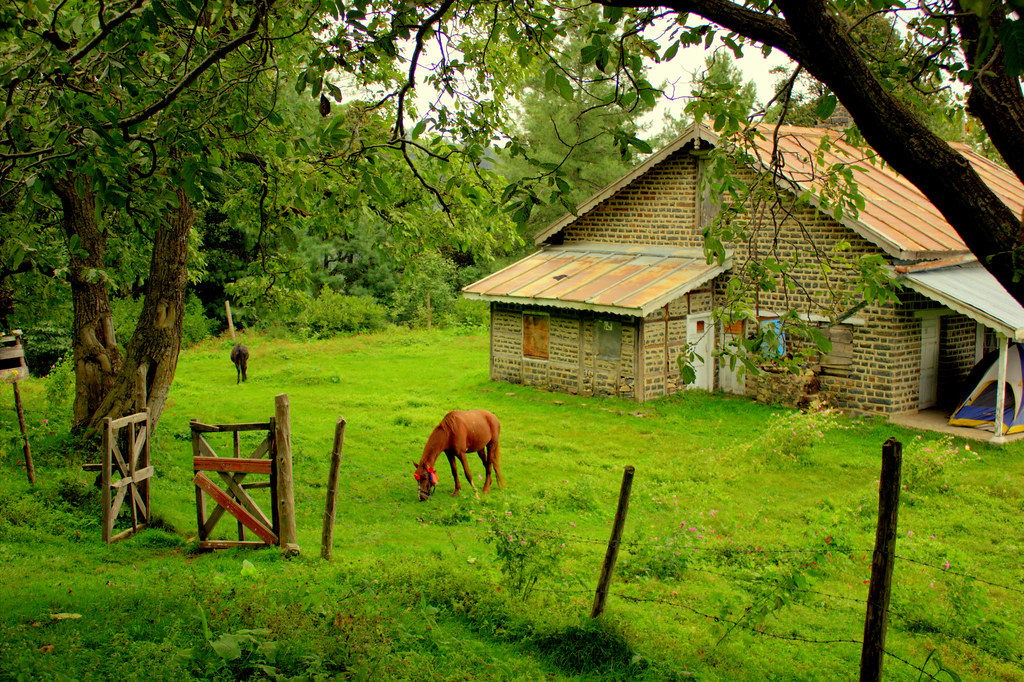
[949,343,1024,434]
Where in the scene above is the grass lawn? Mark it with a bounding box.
[1,327,1022,680]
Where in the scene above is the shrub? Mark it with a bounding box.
[901,434,965,494]
[534,619,642,676]
[745,404,839,465]
[484,502,562,601]
[447,298,490,330]
[299,286,387,335]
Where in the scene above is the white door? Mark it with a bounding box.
[719,326,745,395]
[919,317,940,408]
[687,313,714,391]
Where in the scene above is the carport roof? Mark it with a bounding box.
[900,262,1024,340]
[462,243,731,317]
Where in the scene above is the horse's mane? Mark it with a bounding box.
[421,412,459,465]
[439,411,461,433]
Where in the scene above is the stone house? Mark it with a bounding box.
[463,122,1024,430]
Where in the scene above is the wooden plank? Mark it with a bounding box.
[102,420,113,543]
[193,429,206,541]
[0,345,25,360]
[108,439,130,478]
[197,437,219,460]
[249,436,271,460]
[192,421,272,433]
[193,472,278,545]
[217,471,272,529]
[199,540,271,550]
[106,484,129,539]
[132,427,148,468]
[109,524,147,543]
[193,457,272,474]
[109,411,147,430]
[242,481,271,490]
[109,466,155,489]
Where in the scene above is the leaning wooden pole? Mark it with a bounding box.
[860,438,903,682]
[225,300,236,341]
[12,381,34,485]
[320,416,347,561]
[591,465,635,619]
[274,393,300,556]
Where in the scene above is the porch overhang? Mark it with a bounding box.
[899,262,1024,340]
[462,243,731,317]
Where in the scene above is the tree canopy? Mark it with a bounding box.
[5,0,1024,432]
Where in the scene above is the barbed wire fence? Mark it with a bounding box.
[272,415,1023,680]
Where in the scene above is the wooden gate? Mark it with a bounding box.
[102,410,153,543]
[191,419,279,550]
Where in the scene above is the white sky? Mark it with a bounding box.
[641,42,795,137]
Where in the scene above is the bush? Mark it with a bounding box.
[483,502,562,601]
[745,404,839,466]
[447,298,489,329]
[299,286,387,335]
[18,323,71,377]
[901,434,965,495]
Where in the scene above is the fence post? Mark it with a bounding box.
[11,381,34,485]
[274,393,300,556]
[321,416,347,561]
[860,438,903,682]
[225,300,236,341]
[591,465,635,619]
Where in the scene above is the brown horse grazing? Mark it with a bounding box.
[413,410,502,501]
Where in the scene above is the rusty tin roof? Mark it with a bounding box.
[462,244,731,317]
[535,122,1024,263]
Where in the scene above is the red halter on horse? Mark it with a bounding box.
[413,410,503,501]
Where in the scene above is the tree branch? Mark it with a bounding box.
[116,1,274,131]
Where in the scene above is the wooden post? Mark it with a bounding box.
[591,465,635,619]
[225,300,236,341]
[102,418,113,543]
[274,393,300,555]
[12,381,34,485]
[990,335,1008,445]
[191,420,207,545]
[320,416,347,561]
[860,438,903,682]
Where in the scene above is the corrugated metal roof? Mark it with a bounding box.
[535,122,1024,263]
[462,243,731,317]
[900,263,1024,340]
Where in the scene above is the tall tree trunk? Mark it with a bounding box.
[88,189,195,431]
[54,175,121,431]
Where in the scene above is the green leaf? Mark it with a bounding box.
[815,94,838,122]
[554,73,574,101]
[999,19,1024,75]
[411,119,426,139]
[210,635,242,661]
[603,5,623,23]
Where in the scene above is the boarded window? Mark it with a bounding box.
[523,313,549,359]
[820,324,854,376]
[596,320,622,361]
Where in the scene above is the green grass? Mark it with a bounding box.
[1,327,1023,680]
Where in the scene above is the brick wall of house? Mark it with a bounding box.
[549,147,960,415]
[490,303,638,398]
